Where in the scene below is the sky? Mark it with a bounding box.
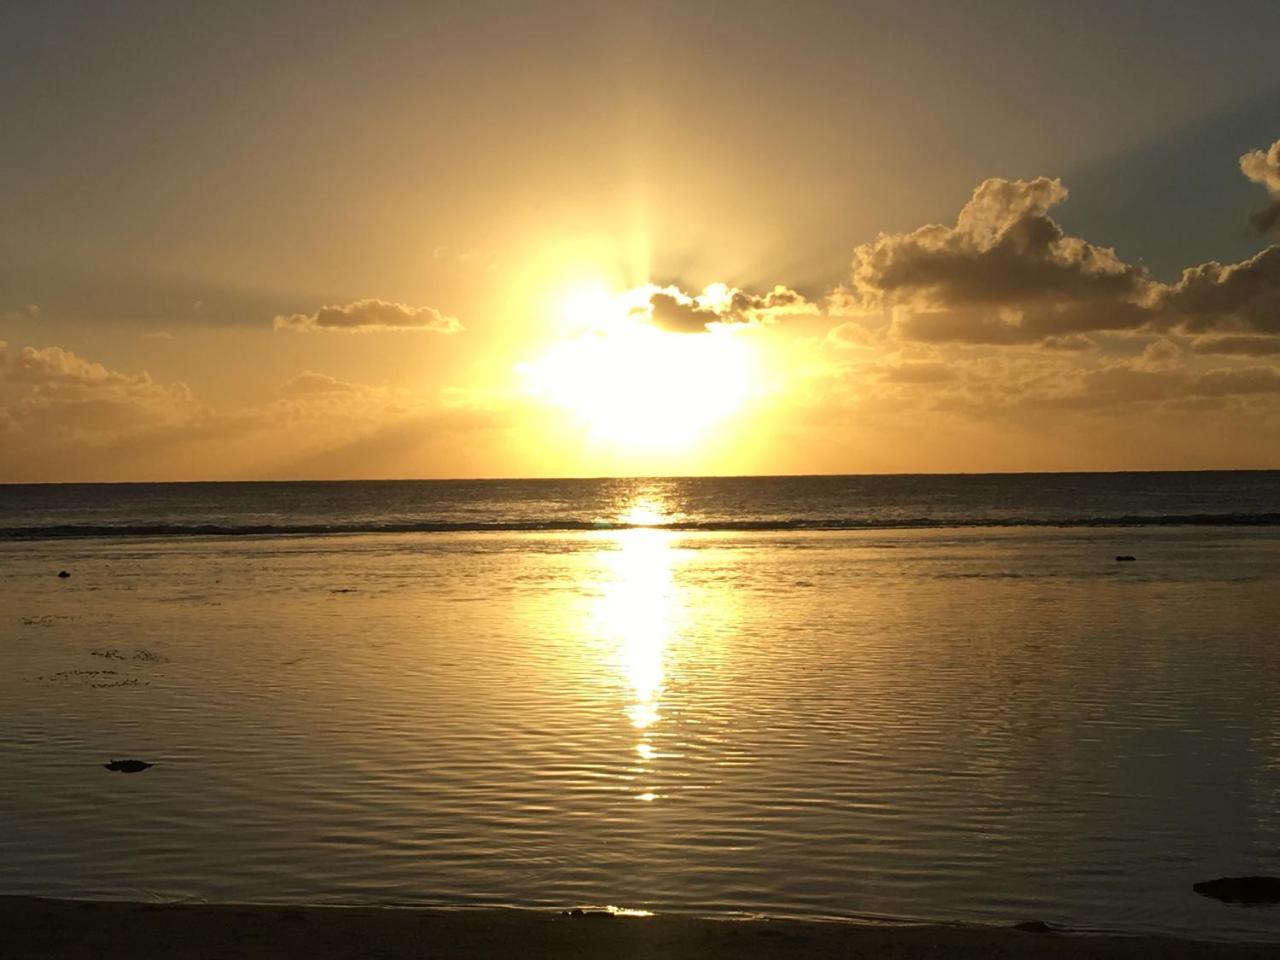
[3,0,1280,481]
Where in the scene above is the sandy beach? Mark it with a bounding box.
[4,897,1278,959]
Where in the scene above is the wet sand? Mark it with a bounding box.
[3,897,1277,959]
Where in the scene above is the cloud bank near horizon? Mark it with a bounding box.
[274,299,462,334]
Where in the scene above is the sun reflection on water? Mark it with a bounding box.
[616,498,669,528]
[590,495,683,800]
[605,529,672,731]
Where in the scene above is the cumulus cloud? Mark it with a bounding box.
[1160,246,1280,333]
[845,150,1280,345]
[849,177,1158,344]
[0,343,196,454]
[639,283,816,333]
[274,298,462,333]
[8,345,188,397]
[1241,138,1280,237]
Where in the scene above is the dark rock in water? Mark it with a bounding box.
[1115,555,1136,562]
[1194,876,1280,904]
[57,570,71,578]
[1012,920,1059,933]
[104,759,152,773]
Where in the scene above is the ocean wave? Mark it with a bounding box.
[3,513,1280,540]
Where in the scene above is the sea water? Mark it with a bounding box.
[2,473,1280,939]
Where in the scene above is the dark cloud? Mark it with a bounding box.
[1191,335,1280,356]
[1250,202,1280,237]
[274,298,461,333]
[1041,334,1096,351]
[852,177,1157,344]
[725,286,811,315]
[647,292,720,334]
[1160,246,1280,334]
[642,285,815,334]
[851,154,1280,345]
[892,300,1156,345]
[1033,362,1280,410]
[1192,366,1280,397]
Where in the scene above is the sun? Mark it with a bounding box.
[519,280,759,452]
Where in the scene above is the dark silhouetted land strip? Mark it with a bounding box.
[3,897,1278,959]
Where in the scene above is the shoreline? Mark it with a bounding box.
[4,897,1278,959]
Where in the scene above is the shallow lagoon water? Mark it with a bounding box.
[3,523,1280,940]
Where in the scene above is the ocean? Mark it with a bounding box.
[3,472,1280,939]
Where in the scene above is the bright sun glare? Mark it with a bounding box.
[520,281,758,451]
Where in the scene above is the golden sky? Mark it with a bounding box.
[3,2,1280,481]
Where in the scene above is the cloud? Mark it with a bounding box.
[721,285,815,318]
[877,360,955,383]
[1137,337,1182,369]
[0,339,512,481]
[849,177,1158,345]
[1249,201,1280,238]
[1191,335,1280,356]
[277,371,372,396]
[847,154,1280,344]
[826,319,879,349]
[9,344,156,388]
[274,298,462,333]
[640,283,816,333]
[0,343,196,455]
[1160,246,1280,334]
[3,304,39,323]
[1191,366,1280,397]
[1042,334,1096,351]
[1024,357,1280,410]
[646,291,720,333]
[1241,138,1280,237]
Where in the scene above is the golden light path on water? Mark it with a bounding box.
[591,496,681,804]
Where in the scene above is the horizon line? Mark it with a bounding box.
[3,466,1279,487]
